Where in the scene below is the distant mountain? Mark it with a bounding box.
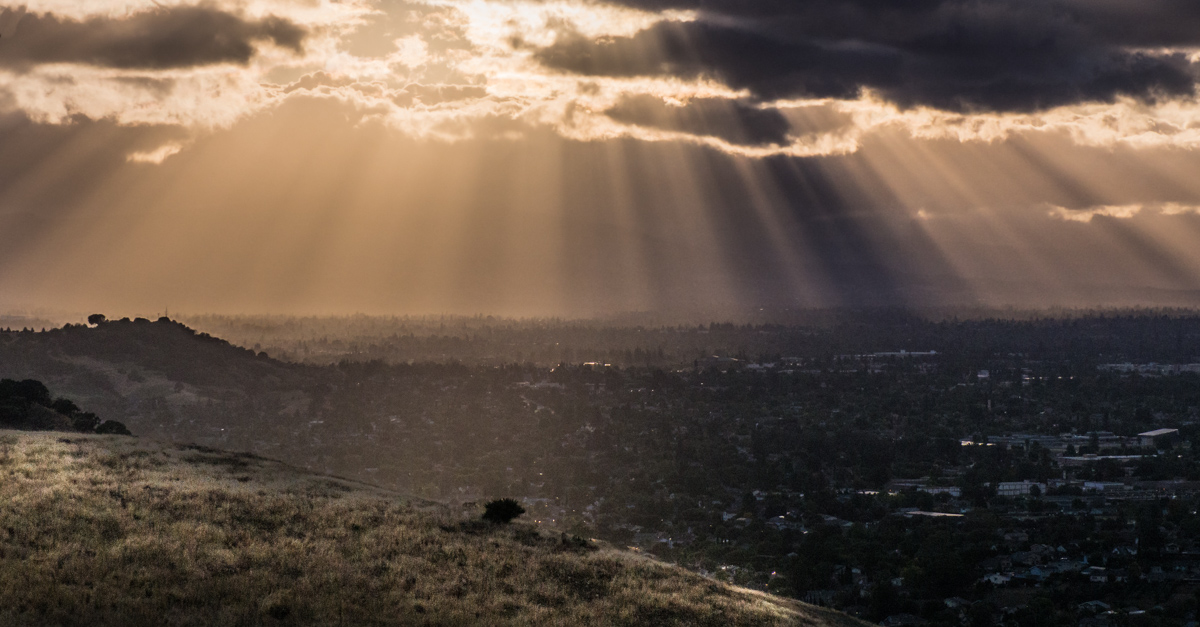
[0,430,866,626]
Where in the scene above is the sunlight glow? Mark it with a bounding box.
[3,0,1200,314]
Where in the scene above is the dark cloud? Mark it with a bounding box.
[535,0,1199,112]
[538,22,900,102]
[604,95,791,146]
[1055,0,1200,47]
[0,6,306,70]
[592,0,1200,44]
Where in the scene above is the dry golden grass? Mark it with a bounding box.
[0,430,867,627]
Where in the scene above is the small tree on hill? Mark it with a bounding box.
[482,498,525,524]
[87,314,106,326]
[95,420,132,436]
[71,411,101,434]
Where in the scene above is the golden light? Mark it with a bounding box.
[2,0,1200,315]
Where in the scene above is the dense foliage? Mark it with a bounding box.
[0,378,130,436]
[484,498,527,524]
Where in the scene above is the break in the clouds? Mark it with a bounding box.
[604,95,790,146]
[536,0,1199,112]
[0,6,306,70]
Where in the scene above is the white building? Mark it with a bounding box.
[1139,428,1179,448]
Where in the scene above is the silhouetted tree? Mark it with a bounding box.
[95,420,133,436]
[87,314,107,325]
[0,379,52,406]
[51,398,80,415]
[72,411,102,434]
[482,498,525,524]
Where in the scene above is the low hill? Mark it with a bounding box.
[0,319,315,443]
[0,317,303,390]
[0,431,866,626]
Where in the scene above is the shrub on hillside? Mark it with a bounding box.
[482,498,525,524]
[71,411,102,434]
[95,420,133,436]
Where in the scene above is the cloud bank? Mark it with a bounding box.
[2,0,1199,154]
[535,0,1198,113]
[0,6,305,70]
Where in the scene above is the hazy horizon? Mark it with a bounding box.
[9,305,1200,337]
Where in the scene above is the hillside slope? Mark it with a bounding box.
[0,317,303,390]
[0,431,866,627]
[0,319,315,445]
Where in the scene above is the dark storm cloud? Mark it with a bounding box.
[538,22,901,101]
[1047,0,1200,47]
[0,6,306,70]
[604,94,791,146]
[535,0,1199,112]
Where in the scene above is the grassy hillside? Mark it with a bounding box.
[0,431,865,627]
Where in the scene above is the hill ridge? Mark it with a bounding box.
[0,430,866,626]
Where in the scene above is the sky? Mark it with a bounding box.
[2,0,1200,317]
